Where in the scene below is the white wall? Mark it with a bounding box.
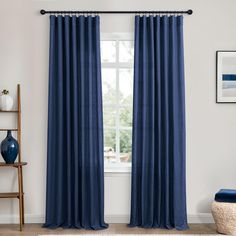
[0,0,236,224]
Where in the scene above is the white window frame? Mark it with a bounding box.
[101,33,134,173]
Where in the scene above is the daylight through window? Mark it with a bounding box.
[101,35,134,171]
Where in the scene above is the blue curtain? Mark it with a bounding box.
[129,15,188,230]
[44,15,108,230]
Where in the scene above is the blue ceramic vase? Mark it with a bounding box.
[0,130,19,164]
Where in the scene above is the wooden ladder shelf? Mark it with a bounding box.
[0,84,27,231]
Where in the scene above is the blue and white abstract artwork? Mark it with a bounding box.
[222,74,236,97]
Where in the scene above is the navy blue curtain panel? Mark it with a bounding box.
[129,15,188,230]
[44,15,108,230]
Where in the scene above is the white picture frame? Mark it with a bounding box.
[217,51,236,103]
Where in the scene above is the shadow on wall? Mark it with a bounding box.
[197,196,213,213]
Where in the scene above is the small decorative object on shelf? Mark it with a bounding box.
[0,89,14,111]
[0,130,19,164]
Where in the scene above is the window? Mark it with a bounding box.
[101,34,134,172]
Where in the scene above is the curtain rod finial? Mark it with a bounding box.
[187,9,193,15]
[40,9,46,15]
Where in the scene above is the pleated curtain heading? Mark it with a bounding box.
[44,15,108,229]
[129,15,188,230]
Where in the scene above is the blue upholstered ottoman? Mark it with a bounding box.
[215,189,236,203]
[212,189,236,235]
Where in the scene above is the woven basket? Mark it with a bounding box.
[212,201,236,235]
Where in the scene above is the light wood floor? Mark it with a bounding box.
[0,223,218,235]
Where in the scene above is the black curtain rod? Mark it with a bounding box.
[40,9,193,15]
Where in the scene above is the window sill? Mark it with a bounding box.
[104,164,131,173]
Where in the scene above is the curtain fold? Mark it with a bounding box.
[44,15,108,230]
[129,15,188,230]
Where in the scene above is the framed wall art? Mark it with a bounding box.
[217,51,236,103]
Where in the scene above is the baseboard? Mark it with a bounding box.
[105,214,214,224]
[105,214,130,223]
[0,213,214,224]
[0,214,45,224]
[187,213,214,223]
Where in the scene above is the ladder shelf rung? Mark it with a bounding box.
[0,129,18,131]
[0,110,18,113]
[0,192,20,199]
[0,162,27,167]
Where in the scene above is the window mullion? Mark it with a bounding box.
[115,39,120,163]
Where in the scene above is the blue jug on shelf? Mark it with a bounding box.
[0,130,19,164]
